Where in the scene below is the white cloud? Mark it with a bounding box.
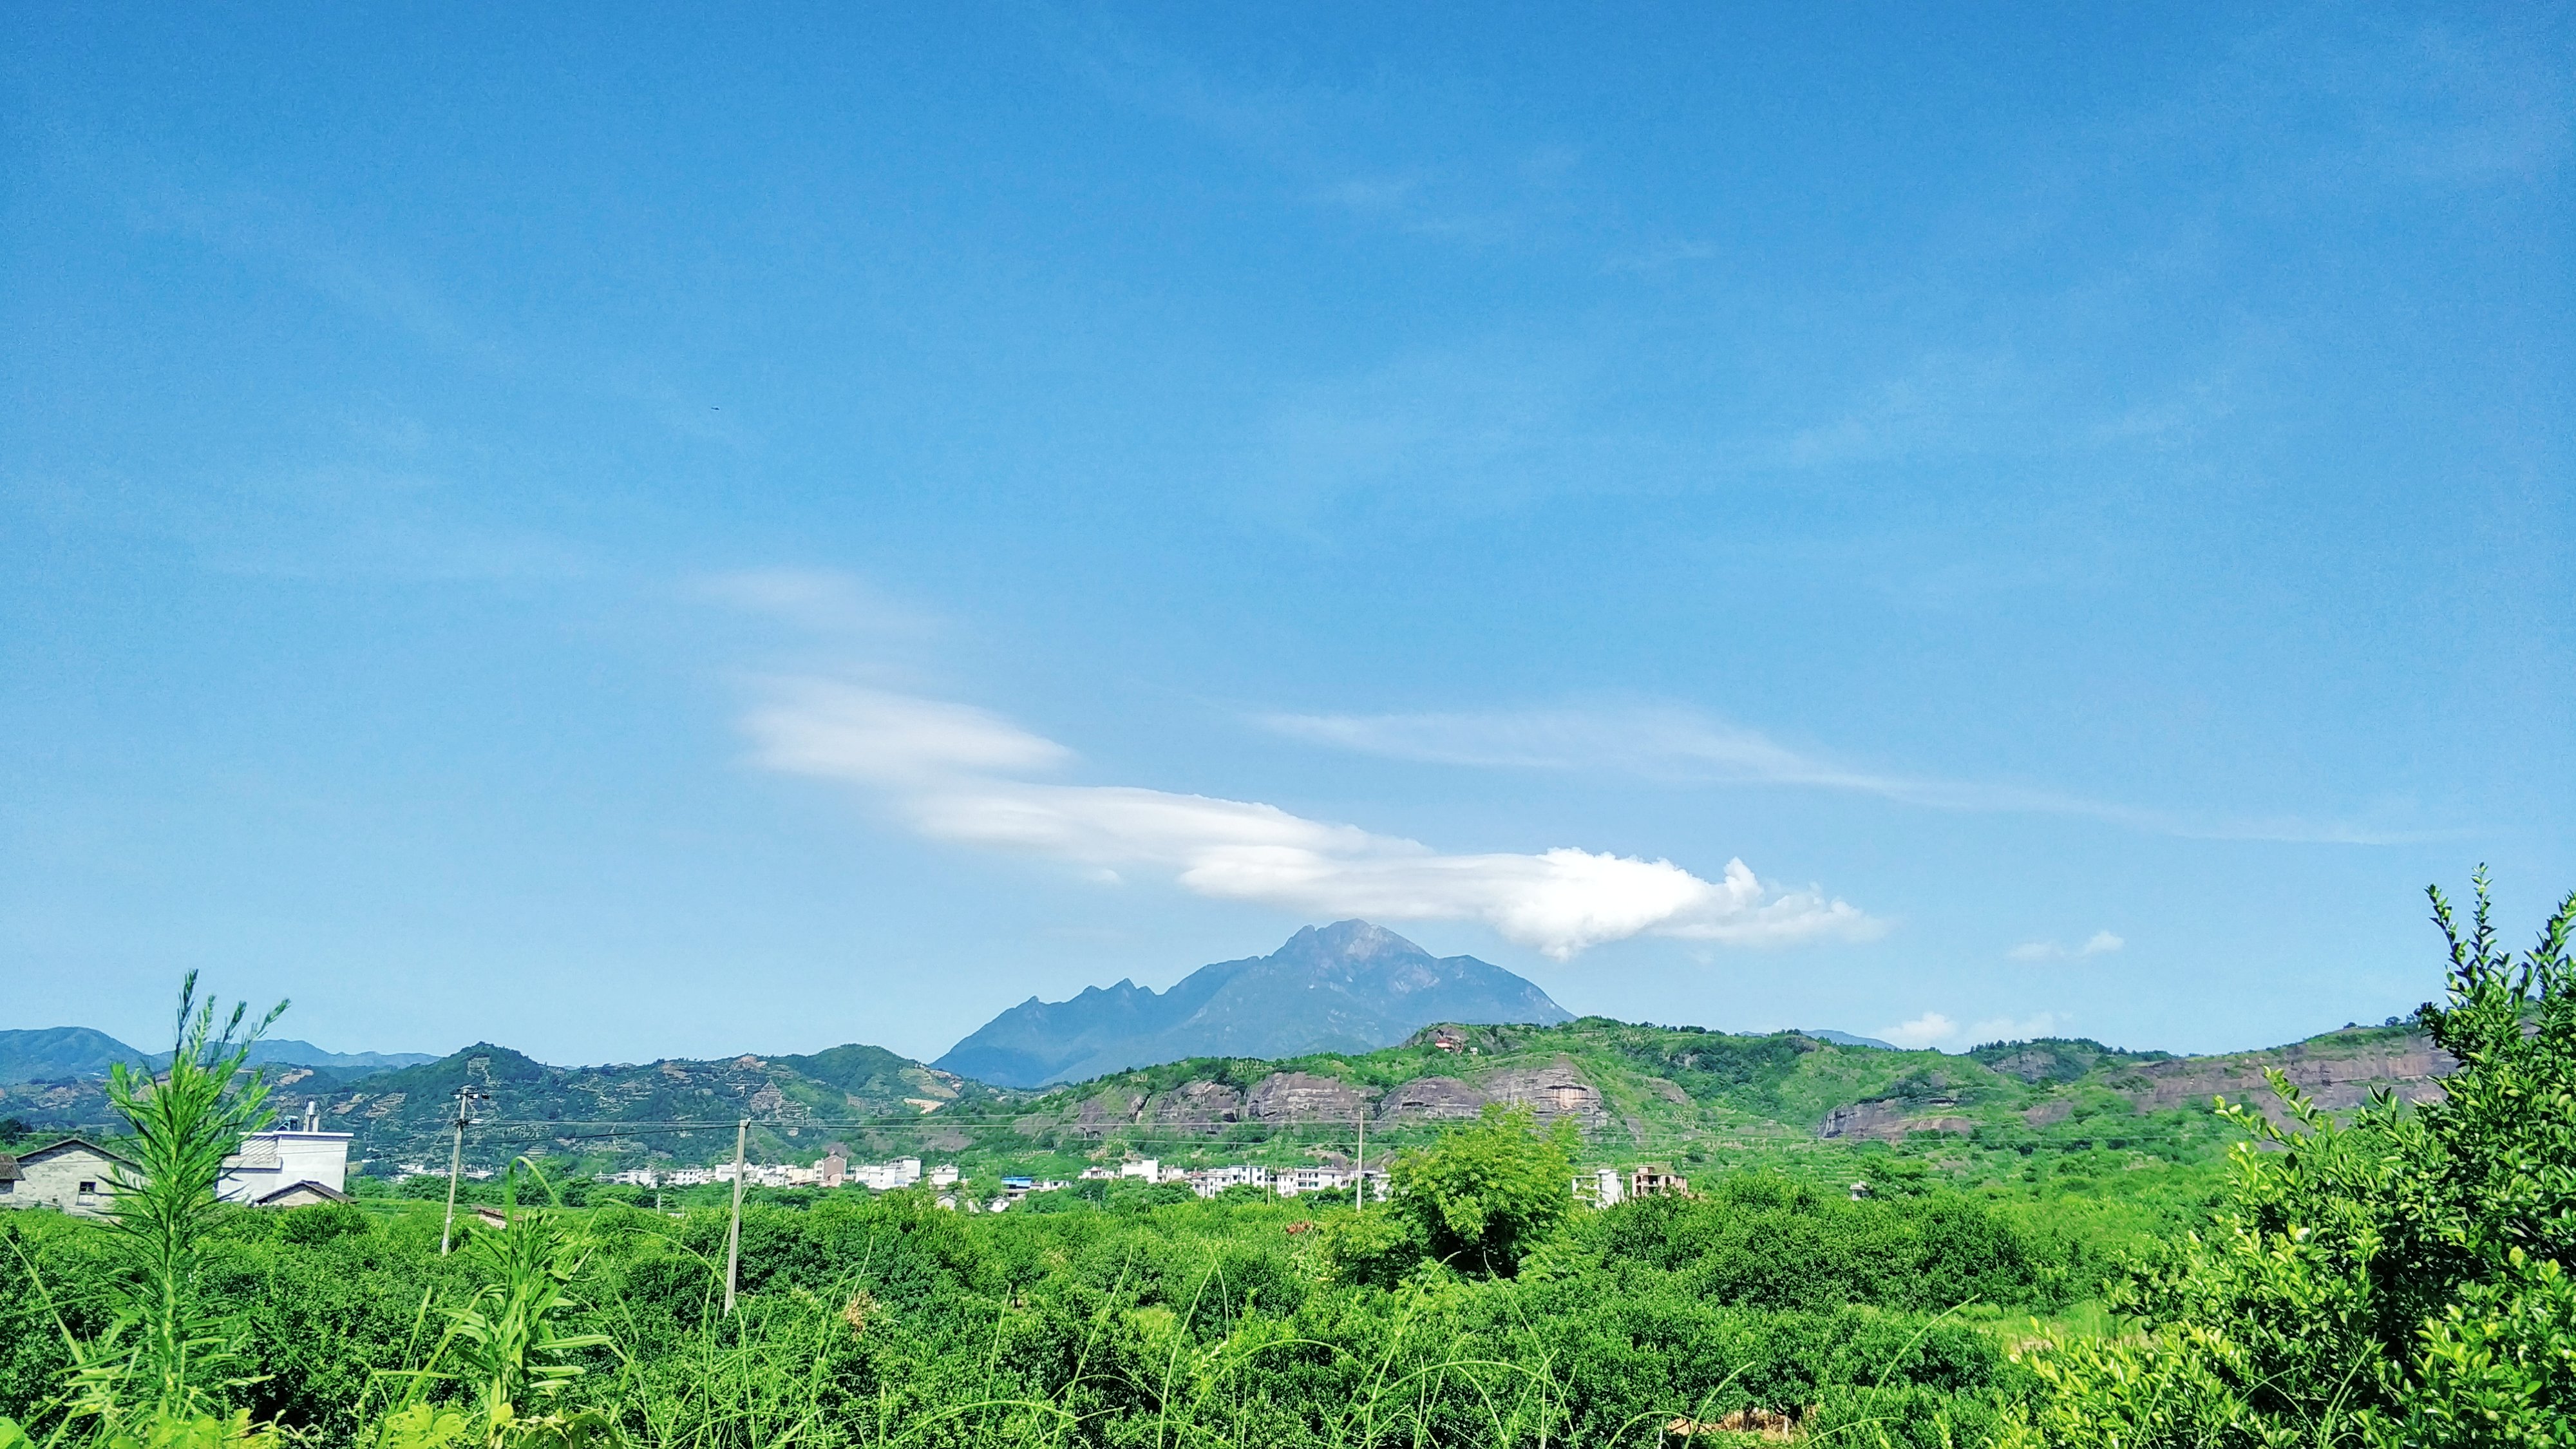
[1879,1013,1958,1050]
[741,680,1074,785]
[2008,931,2125,963]
[693,569,936,636]
[742,678,1879,960]
[1965,1012,2065,1044]
[1877,1010,2065,1051]
[1265,705,2434,846]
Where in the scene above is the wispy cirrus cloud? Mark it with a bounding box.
[2007,931,2126,963]
[694,569,943,639]
[1262,705,2438,846]
[736,678,1879,960]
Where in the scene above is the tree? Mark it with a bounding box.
[2006,870,2576,1446]
[1388,1103,1579,1276]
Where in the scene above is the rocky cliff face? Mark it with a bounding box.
[2116,1032,2454,1115]
[1813,1028,2455,1142]
[1820,1099,1975,1141]
[1039,1053,1622,1142]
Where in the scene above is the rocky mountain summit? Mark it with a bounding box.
[933,921,1573,1088]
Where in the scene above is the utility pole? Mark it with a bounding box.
[723,1117,748,1317]
[1354,1110,1365,1210]
[439,1084,488,1256]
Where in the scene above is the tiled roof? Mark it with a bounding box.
[252,1179,353,1206]
[17,1137,136,1168]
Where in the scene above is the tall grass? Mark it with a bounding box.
[8,974,289,1449]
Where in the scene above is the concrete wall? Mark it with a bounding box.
[216,1131,352,1203]
[3,1142,129,1218]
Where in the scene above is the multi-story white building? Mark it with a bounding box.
[1276,1166,1388,1201]
[1274,1166,1348,1197]
[1185,1164,1273,1198]
[217,1103,353,1206]
[1573,1167,1626,1207]
[714,1161,827,1188]
[850,1157,922,1191]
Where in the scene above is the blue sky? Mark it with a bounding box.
[5,5,2568,1066]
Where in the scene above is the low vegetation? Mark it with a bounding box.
[1,873,2566,1446]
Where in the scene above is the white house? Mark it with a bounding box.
[0,1138,135,1219]
[849,1157,922,1191]
[217,1101,353,1206]
[1274,1165,1347,1197]
[1186,1164,1272,1198]
[1574,1167,1625,1207]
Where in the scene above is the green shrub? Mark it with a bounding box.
[2005,871,2576,1446]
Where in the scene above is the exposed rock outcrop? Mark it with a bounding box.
[1143,1079,1247,1134]
[1246,1072,1376,1122]
[1069,1090,1148,1139]
[1819,1098,1973,1141]
[1481,1056,1610,1127]
[2117,1034,2453,1115]
[1375,1075,1485,1123]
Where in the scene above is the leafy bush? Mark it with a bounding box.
[1387,1103,1576,1277]
[2005,871,2576,1446]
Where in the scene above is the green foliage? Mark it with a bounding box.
[68,975,287,1435]
[433,1167,614,1437]
[2005,870,2576,1446]
[1387,1104,1577,1276]
[277,1203,370,1245]
[6,1173,2058,1446]
[1584,1176,2088,1314]
[3,876,2557,1446]
[1317,1206,1423,1290]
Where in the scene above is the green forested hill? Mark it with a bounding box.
[0,1013,2454,1186]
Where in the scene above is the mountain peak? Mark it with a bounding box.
[935,922,1571,1088]
[1280,920,1428,965]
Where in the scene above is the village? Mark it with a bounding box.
[591,1151,1401,1211]
[586,1151,1703,1213]
[1,1121,1700,1220]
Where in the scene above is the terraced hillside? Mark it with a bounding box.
[3,1012,2454,1189]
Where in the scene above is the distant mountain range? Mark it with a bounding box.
[0,1018,2457,1182]
[0,1027,437,1085]
[1803,1029,1899,1050]
[0,920,2463,1186]
[934,920,1575,1088]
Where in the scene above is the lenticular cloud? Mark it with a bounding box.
[741,679,1878,958]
